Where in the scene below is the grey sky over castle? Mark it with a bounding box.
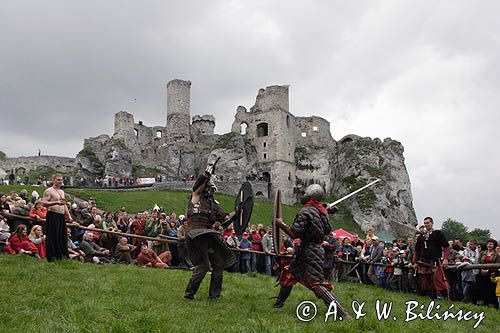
[1,1,499,237]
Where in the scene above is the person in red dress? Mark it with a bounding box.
[28,201,47,229]
[9,224,39,257]
[29,225,46,259]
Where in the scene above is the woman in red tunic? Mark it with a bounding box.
[29,225,46,259]
[9,224,39,256]
[28,201,47,229]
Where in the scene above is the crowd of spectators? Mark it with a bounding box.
[0,173,165,188]
[320,230,500,308]
[1,189,499,308]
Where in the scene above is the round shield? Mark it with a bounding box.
[233,181,254,236]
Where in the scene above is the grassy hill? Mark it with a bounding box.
[0,185,364,235]
[0,255,497,333]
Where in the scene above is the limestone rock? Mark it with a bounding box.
[332,135,418,239]
[104,143,132,177]
[208,132,258,182]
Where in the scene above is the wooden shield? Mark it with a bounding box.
[272,189,284,254]
[233,181,254,236]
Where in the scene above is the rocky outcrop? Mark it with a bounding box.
[332,135,417,239]
[208,132,258,182]
[104,143,133,177]
[295,144,334,192]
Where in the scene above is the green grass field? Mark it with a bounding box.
[0,255,497,333]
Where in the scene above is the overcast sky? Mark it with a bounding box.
[1,1,499,237]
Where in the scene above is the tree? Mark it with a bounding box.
[0,150,6,160]
[467,228,491,244]
[441,218,468,242]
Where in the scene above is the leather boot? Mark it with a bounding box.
[208,271,223,299]
[312,285,352,320]
[273,286,293,308]
[184,266,208,299]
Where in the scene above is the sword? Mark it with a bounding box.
[327,179,381,209]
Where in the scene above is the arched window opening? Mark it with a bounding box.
[156,130,162,138]
[262,172,271,182]
[240,123,248,135]
[256,123,269,137]
[134,129,139,138]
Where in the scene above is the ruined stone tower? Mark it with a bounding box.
[231,85,297,203]
[166,79,191,142]
[114,111,137,149]
[192,115,215,136]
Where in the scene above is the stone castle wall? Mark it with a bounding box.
[0,156,76,174]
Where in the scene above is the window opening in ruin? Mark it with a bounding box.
[134,129,139,138]
[256,122,269,137]
[286,115,290,128]
[262,172,271,182]
[263,153,267,159]
[301,132,307,138]
[288,172,291,181]
[263,142,266,148]
[313,126,318,132]
[156,130,162,138]
[240,123,248,135]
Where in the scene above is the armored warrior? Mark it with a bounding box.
[184,164,236,300]
[274,184,352,320]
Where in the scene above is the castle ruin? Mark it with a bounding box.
[0,79,418,238]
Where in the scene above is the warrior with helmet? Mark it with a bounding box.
[184,162,237,300]
[274,184,352,320]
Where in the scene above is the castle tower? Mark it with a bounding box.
[166,79,191,142]
[192,115,215,136]
[113,111,137,148]
[231,85,297,204]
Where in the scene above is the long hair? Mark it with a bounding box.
[13,224,27,240]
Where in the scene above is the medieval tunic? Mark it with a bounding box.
[185,193,235,268]
[184,174,237,299]
[413,229,450,293]
[9,233,38,254]
[279,203,332,289]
